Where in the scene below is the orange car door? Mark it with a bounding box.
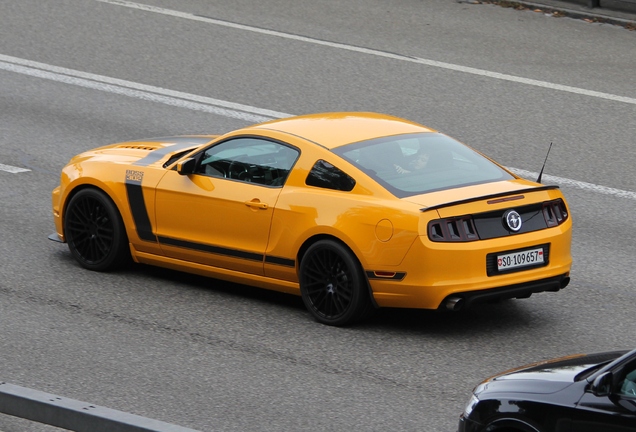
[153,137,298,276]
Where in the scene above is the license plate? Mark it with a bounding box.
[497,247,544,271]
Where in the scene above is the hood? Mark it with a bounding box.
[75,135,215,167]
[476,351,627,396]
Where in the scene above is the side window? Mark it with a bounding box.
[619,366,636,397]
[306,160,356,192]
[197,137,298,186]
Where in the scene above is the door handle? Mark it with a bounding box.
[245,199,268,210]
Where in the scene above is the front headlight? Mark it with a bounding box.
[463,393,479,418]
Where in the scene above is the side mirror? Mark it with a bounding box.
[176,158,196,175]
[591,371,613,397]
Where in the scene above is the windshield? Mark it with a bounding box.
[333,133,514,198]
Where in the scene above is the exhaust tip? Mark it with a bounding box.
[445,297,464,311]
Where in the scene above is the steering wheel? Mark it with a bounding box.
[228,161,250,181]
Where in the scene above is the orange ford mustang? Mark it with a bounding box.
[50,112,572,326]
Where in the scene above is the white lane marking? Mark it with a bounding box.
[95,0,636,106]
[0,163,30,173]
[0,55,290,123]
[1,55,635,201]
[509,168,636,200]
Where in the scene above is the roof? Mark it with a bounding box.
[249,112,436,149]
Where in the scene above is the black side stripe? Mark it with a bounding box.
[125,180,157,242]
[265,255,296,267]
[157,236,263,262]
[158,236,297,267]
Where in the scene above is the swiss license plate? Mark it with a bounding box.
[497,247,544,271]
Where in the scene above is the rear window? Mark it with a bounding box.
[333,133,514,198]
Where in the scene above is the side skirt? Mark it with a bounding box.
[132,249,301,296]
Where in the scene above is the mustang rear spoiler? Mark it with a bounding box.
[420,185,560,212]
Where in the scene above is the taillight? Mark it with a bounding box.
[428,198,569,242]
[428,216,478,242]
[542,199,568,227]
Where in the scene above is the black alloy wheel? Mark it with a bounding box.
[64,188,130,271]
[299,239,373,326]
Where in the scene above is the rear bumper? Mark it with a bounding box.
[439,273,569,311]
[369,221,572,309]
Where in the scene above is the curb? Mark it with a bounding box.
[476,0,636,29]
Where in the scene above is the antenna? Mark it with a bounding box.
[536,142,553,184]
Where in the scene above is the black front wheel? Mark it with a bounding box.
[64,188,130,271]
[299,240,373,326]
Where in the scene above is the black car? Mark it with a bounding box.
[458,348,636,432]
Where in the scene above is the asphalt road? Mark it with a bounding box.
[1,1,635,431]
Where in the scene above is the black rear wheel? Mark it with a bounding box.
[299,240,373,326]
[64,188,130,271]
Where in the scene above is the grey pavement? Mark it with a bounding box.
[0,1,633,432]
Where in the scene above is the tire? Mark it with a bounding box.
[64,188,130,271]
[299,239,373,326]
